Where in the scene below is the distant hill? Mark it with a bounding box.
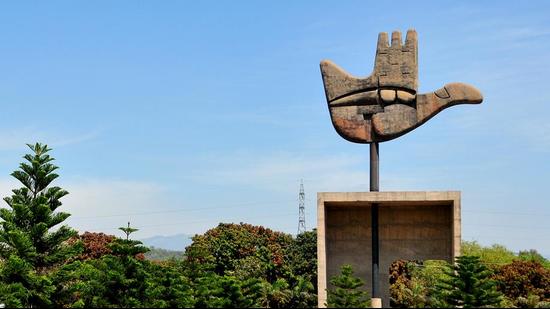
[144,247,185,261]
[139,233,193,252]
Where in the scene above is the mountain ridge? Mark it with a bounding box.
[139,233,193,252]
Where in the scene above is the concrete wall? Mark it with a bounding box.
[317,191,460,308]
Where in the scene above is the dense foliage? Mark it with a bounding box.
[390,243,550,308]
[0,145,314,308]
[389,259,449,308]
[492,260,550,307]
[184,223,317,308]
[51,225,197,307]
[0,145,318,308]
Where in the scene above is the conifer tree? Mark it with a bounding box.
[0,143,79,307]
[54,223,150,307]
[436,255,503,308]
[110,221,148,257]
[326,264,370,308]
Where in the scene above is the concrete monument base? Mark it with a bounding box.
[317,191,461,308]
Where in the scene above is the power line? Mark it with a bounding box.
[74,212,296,232]
[62,198,550,235]
[462,235,549,240]
[463,210,550,217]
[463,223,550,230]
[70,199,295,220]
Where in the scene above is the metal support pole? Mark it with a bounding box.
[370,142,381,306]
[370,143,379,192]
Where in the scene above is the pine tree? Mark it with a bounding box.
[0,143,80,307]
[52,224,196,308]
[110,221,149,257]
[326,264,370,308]
[436,255,503,308]
[194,273,263,308]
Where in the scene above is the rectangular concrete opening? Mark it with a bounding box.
[318,192,460,307]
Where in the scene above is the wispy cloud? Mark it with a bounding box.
[190,151,422,195]
[50,129,104,147]
[0,126,103,150]
[490,26,550,44]
[216,111,311,128]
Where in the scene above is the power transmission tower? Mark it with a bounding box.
[298,179,306,234]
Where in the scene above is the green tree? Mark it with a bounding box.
[110,222,149,258]
[326,264,370,308]
[184,223,293,282]
[436,255,503,308]
[461,241,516,267]
[518,249,550,269]
[183,223,318,308]
[85,223,150,307]
[0,143,80,307]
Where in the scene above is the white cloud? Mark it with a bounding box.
[0,177,177,238]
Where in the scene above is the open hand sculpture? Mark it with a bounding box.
[320,29,483,143]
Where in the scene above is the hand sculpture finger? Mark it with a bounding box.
[320,29,417,104]
[374,30,418,92]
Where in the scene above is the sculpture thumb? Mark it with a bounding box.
[372,83,483,138]
[416,83,483,121]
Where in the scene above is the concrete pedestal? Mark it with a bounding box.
[317,191,461,308]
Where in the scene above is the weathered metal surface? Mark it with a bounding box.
[370,143,379,192]
[370,143,380,299]
[371,203,380,299]
[320,29,483,143]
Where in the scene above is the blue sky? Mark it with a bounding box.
[0,1,549,256]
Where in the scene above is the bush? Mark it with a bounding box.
[493,260,550,306]
[389,259,449,308]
